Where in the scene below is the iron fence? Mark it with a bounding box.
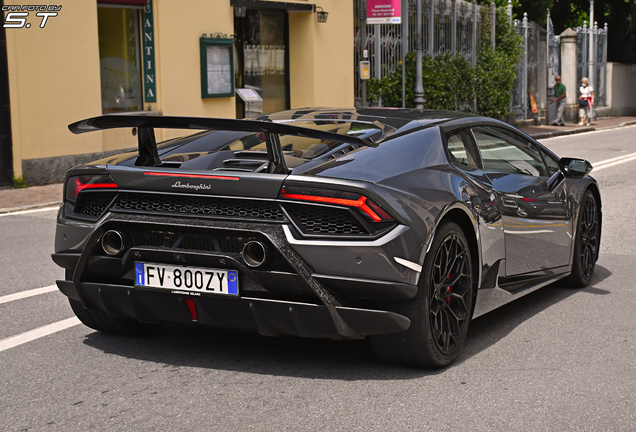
[354,0,485,107]
[546,12,560,100]
[354,2,607,117]
[575,21,608,108]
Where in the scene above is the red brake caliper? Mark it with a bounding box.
[445,273,452,306]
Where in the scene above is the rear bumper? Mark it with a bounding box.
[53,212,421,339]
[56,280,410,339]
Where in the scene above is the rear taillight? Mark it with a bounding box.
[279,185,393,223]
[65,175,118,204]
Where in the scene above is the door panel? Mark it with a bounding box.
[472,126,571,276]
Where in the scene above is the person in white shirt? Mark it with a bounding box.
[578,77,595,125]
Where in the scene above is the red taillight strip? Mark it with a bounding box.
[75,179,118,194]
[281,192,382,222]
[144,172,240,181]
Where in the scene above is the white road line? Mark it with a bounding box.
[0,205,59,217]
[592,152,636,167]
[0,317,81,353]
[594,154,636,172]
[0,285,59,305]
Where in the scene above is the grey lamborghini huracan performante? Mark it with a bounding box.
[52,108,601,368]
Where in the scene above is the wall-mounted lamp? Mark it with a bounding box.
[234,5,247,18]
[315,6,328,23]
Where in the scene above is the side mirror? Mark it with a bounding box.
[547,157,593,192]
[559,157,593,178]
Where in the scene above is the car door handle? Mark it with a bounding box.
[501,197,517,208]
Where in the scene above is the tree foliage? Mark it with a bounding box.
[366,6,522,118]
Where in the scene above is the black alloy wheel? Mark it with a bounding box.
[565,190,600,287]
[429,231,472,356]
[369,221,474,368]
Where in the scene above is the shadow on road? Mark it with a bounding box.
[461,263,611,363]
[81,264,611,380]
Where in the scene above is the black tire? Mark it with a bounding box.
[69,299,162,336]
[370,222,474,368]
[563,190,600,288]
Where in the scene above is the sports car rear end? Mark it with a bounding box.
[52,110,432,340]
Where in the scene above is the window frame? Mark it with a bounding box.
[97,5,145,114]
[470,125,551,178]
[443,128,483,171]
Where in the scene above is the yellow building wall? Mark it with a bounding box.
[289,0,354,109]
[154,0,236,141]
[5,0,104,177]
[6,0,354,179]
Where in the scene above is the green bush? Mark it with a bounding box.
[13,175,27,188]
[366,6,521,118]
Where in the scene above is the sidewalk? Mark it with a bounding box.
[518,115,636,140]
[1,115,635,215]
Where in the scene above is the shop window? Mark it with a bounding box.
[97,5,143,113]
[234,10,288,116]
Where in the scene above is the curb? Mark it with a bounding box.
[530,126,595,140]
[0,202,61,215]
[525,120,636,140]
[618,120,636,128]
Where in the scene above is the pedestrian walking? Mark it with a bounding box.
[551,75,566,126]
[579,77,595,125]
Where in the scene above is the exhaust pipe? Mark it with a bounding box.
[242,241,272,268]
[101,230,126,256]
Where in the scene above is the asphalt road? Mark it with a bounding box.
[1,126,635,431]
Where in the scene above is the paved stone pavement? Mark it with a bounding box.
[517,115,636,139]
[0,183,63,214]
[1,115,634,214]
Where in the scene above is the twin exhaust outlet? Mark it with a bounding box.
[101,230,272,269]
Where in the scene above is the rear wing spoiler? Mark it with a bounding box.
[69,114,376,174]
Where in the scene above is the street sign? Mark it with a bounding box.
[366,0,401,24]
[360,61,370,80]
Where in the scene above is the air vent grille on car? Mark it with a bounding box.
[112,193,286,221]
[74,192,118,218]
[283,203,367,235]
[329,144,358,159]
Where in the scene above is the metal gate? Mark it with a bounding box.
[575,21,607,108]
[354,0,482,107]
[511,14,542,120]
[546,11,560,123]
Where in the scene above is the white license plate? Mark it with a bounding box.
[135,262,238,296]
